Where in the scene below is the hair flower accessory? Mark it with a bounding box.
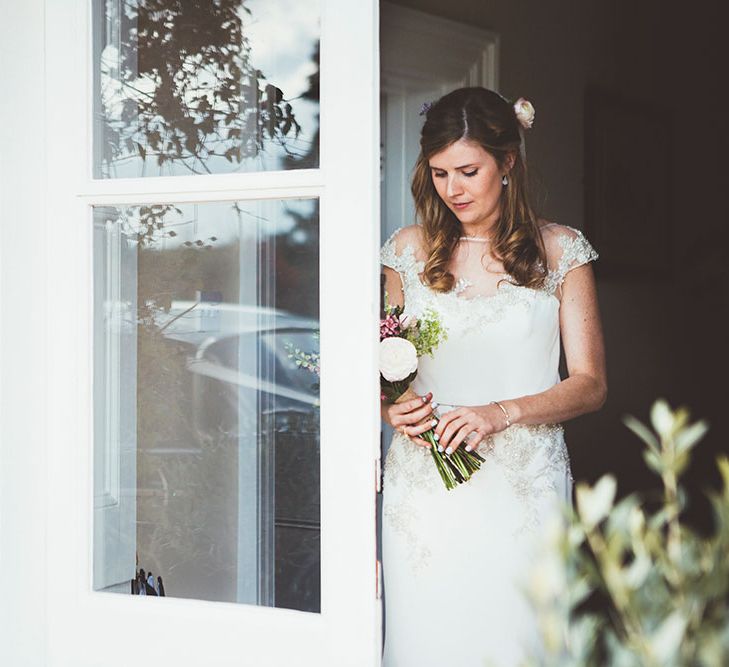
[513,97,535,129]
[419,101,433,116]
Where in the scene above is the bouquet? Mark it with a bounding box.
[380,303,485,490]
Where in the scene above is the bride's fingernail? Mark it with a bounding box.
[445,447,453,455]
[465,445,472,452]
[433,433,439,441]
[437,445,444,452]
[430,419,437,428]
[431,401,439,409]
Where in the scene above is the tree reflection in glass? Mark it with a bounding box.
[94,0,320,177]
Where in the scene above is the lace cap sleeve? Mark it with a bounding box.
[543,224,599,296]
[380,228,403,272]
[380,226,423,276]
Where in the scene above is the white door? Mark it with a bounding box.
[2,0,382,665]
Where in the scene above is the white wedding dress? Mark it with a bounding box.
[380,223,598,667]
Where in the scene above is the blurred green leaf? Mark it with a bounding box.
[576,475,616,530]
[717,456,729,489]
[533,400,728,666]
[648,611,687,663]
[643,448,663,475]
[650,399,674,439]
[675,420,708,454]
[623,414,660,453]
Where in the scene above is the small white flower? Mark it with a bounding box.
[514,97,535,129]
[398,314,417,329]
[379,337,418,382]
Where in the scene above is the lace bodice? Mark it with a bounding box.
[380,223,598,407]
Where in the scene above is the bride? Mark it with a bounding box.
[379,87,607,666]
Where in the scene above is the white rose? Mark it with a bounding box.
[379,337,418,382]
[513,97,535,129]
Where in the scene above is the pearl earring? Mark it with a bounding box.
[501,174,509,186]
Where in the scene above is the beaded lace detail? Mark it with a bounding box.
[380,230,562,335]
[382,432,435,573]
[479,423,574,534]
[380,224,598,314]
[383,424,574,553]
[543,227,600,296]
[452,277,473,295]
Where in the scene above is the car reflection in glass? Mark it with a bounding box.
[153,299,321,612]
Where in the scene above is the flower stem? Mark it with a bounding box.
[423,431,457,489]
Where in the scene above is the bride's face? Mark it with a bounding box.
[428,138,508,228]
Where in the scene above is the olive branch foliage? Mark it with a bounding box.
[522,400,729,667]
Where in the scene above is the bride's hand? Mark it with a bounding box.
[381,391,436,448]
[433,403,508,454]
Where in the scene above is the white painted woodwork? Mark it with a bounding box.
[0,0,383,664]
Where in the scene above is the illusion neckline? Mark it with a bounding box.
[389,239,561,306]
[441,278,560,307]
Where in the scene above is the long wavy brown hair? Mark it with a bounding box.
[411,87,547,292]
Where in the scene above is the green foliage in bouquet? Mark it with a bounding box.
[382,301,448,359]
[404,306,448,358]
[527,400,729,667]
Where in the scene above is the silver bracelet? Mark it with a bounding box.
[490,400,511,428]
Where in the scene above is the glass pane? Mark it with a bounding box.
[93,0,320,178]
[93,199,321,613]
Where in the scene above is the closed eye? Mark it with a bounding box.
[432,169,479,178]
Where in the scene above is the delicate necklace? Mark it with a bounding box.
[458,236,490,242]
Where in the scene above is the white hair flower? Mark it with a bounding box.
[513,97,535,129]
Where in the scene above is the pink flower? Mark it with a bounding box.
[380,314,402,340]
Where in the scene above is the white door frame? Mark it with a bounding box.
[0,2,50,664]
[1,0,383,665]
[380,1,499,241]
